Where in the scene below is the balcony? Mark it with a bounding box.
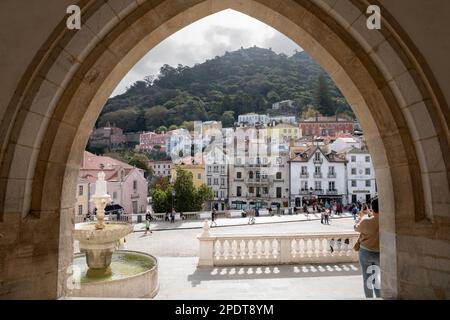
[313,158,323,164]
[300,173,309,179]
[327,190,338,195]
[299,189,324,195]
[328,173,336,178]
[313,173,323,179]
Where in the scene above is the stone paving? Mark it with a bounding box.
[120,218,366,299]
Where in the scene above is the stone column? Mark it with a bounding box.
[197,221,215,266]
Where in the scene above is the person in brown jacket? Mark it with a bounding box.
[354,197,381,298]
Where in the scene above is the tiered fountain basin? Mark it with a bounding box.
[70,222,159,298]
[69,250,159,298]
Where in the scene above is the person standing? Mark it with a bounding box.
[268,206,273,216]
[324,209,330,225]
[144,211,152,235]
[330,238,335,253]
[352,205,359,220]
[276,204,281,217]
[211,208,217,227]
[354,197,381,298]
[170,209,175,223]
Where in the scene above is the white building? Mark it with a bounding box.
[289,146,347,207]
[329,136,362,154]
[272,100,294,110]
[238,113,270,125]
[149,160,172,179]
[269,116,297,125]
[346,148,377,204]
[166,128,192,162]
[228,127,290,209]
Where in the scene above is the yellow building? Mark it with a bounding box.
[273,123,301,141]
[170,164,206,188]
[76,179,91,216]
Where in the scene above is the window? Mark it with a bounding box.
[213,166,219,173]
[213,178,219,185]
[315,152,321,161]
[237,172,242,179]
[302,181,308,190]
[263,187,268,194]
[133,180,137,191]
[221,178,225,186]
[249,187,254,194]
[315,181,322,190]
[301,166,308,175]
[132,201,138,214]
[329,181,335,190]
[262,171,268,179]
[351,180,357,187]
[207,166,212,173]
[207,178,211,185]
[315,166,321,174]
[276,157,282,165]
[329,166,335,175]
[249,171,254,179]
[214,191,219,198]
[351,168,356,175]
[366,180,371,187]
[365,156,370,163]
[365,168,371,175]
[78,185,83,196]
[78,205,83,216]
[276,172,282,179]
[237,186,242,197]
[276,187,282,198]
[256,171,261,179]
[351,156,356,162]
[197,173,202,180]
[221,166,225,174]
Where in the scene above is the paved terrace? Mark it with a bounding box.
[119,218,366,299]
[133,211,355,232]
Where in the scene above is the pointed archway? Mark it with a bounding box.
[0,0,449,299]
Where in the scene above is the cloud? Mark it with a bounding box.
[111,9,303,96]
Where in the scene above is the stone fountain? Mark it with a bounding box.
[69,170,159,298]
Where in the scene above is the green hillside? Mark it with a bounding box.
[98,46,353,132]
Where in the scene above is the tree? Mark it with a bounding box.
[145,106,169,131]
[313,75,334,115]
[168,124,178,131]
[174,169,196,212]
[194,184,214,211]
[220,111,235,128]
[129,153,152,178]
[152,188,168,213]
[155,125,168,133]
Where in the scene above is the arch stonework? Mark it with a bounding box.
[0,0,449,299]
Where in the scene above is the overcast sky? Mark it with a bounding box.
[111,9,303,96]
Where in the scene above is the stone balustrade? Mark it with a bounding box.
[198,221,359,266]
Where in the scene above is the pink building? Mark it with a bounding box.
[138,131,168,152]
[79,152,148,214]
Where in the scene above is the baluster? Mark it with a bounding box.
[236,240,242,260]
[243,239,250,260]
[299,238,305,258]
[214,240,220,260]
[248,240,254,259]
[219,239,226,260]
[255,240,262,259]
[291,239,297,258]
[265,239,272,259]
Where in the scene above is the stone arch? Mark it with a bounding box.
[0,0,449,299]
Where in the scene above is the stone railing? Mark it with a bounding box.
[198,221,359,266]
